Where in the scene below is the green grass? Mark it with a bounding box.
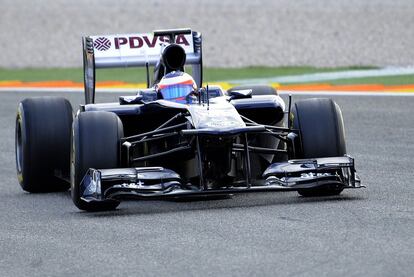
[0,66,377,83]
[202,66,377,82]
[0,68,84,82]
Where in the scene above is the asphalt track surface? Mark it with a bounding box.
[0,91,413,276]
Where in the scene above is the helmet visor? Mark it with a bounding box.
[160,84,194,101]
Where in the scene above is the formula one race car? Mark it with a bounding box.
[15,28,362,211]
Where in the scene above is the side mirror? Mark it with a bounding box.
[228,89,253,101]
[119,95,143,105]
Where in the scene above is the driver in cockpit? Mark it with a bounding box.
[156,71,198,103]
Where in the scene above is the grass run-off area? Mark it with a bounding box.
[0,66,413,85]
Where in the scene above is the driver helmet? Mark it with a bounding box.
[157,71,197,103]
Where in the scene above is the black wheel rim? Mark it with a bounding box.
[15,119,23,173]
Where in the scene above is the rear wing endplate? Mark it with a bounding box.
[82,29,202,104]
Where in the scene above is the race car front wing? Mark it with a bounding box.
[80,155,362,203]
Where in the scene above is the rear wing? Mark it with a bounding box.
[82,29,202,104]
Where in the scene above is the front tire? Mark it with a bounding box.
[71,111,123,211]
[15,97,73,192]
[292,98,346,197]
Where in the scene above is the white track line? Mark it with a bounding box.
[228,66,414,84]
[277,90,414,96]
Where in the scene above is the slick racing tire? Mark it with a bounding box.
[227,85,277,96]
[15,97,73,192]
[292,98,346,197]
[71,111,123,211]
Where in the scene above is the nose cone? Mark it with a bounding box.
[187,99,246,130]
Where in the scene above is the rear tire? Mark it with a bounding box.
[71,111,123,211]
[292,98,346,197]
[15,97,73,192]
